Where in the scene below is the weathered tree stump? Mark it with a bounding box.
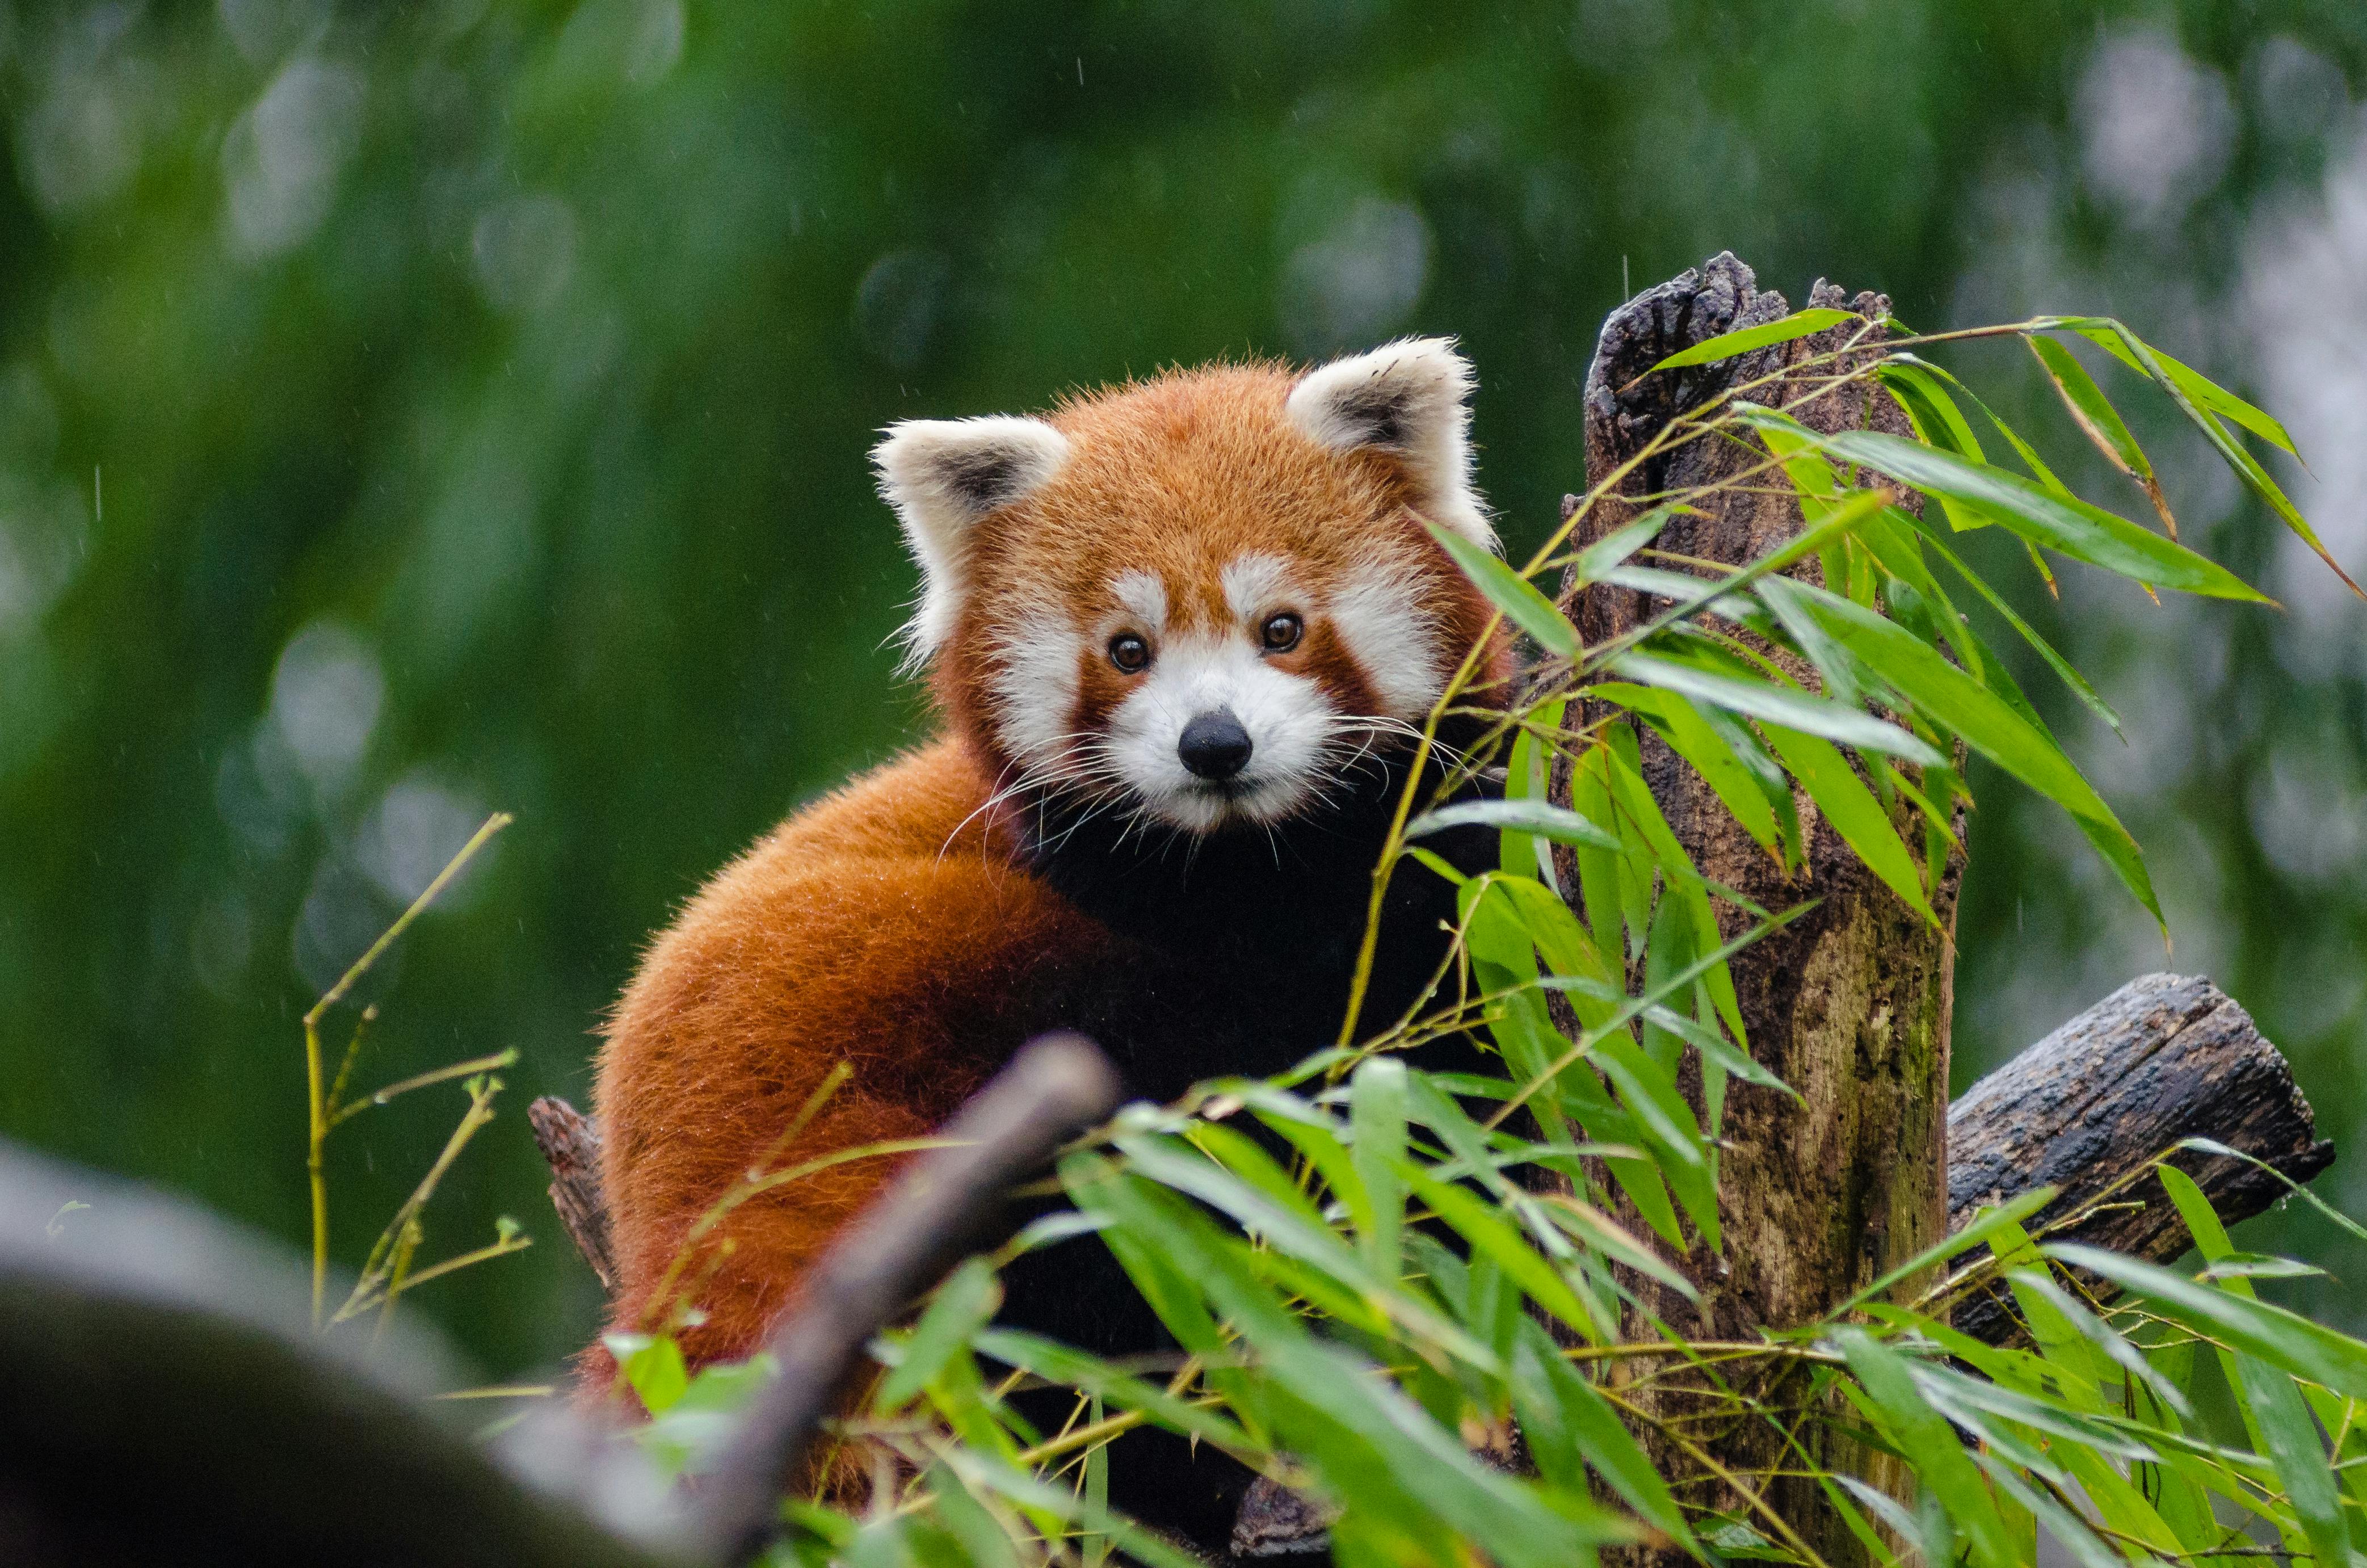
[1552,253,1956,1561]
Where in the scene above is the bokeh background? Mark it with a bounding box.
[2,0,2362,1380]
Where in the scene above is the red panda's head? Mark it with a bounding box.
[873,339,1515,837]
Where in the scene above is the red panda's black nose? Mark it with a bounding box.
[1178,709,1254,781]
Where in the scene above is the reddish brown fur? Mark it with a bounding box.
[588,359,1510,1395]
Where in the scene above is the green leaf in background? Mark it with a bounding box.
[1643,306,1860,373]
[2027,333,2176,535]
[1426,522,1580,656]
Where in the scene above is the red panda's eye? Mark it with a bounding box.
[1108,633,1151,674]
[1259,612,1304,654]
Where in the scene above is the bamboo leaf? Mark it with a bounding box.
[1834,1329,2021,1568]
[1349,1058,1407,1281]
[1737,407,2272,602]
[874,1258,1002,1411]
[1568,505,1688,585]
[1903,510,2122,734]
[1407,797,1620,851]
[2055,318,2361,599]
[2055,317,2299,454]
[2048,1243,2367,1400]
[1605,651,1944,767]
[2027,333,2176,535]
[1426,522,1579,655]
[1760,723,1937,926]
[1643,306,1860,372]
[1511,1320,1695,1547]
[1594,683,1784,858]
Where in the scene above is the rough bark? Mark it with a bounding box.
[1550,253,1962,1562]
[529,1095,615,1294]
[1948,972,2335,1342]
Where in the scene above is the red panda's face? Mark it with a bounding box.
[874,340,1509,836]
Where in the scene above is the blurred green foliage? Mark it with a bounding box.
[0,0,2362,1378]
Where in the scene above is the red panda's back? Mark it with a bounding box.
[590,735,1110,1368]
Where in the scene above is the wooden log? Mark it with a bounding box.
[1554,252,1959,1563]
[529,1096,615,1293]
[1948,972,2335,1342]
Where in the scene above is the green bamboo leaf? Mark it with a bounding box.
[1781,577,2161,931]
[1511,1320,1695,1547]
[1426,522,1579,655]
[2028,333,2176,534]
[1113,1130,1500,1371]
[2056,319,2361,599]
[1826,1186,2059,1320]
[1568,505,1688,585]
[2048,1243,2367,1400]
[1494,872,1611,982]
[2003,1271,2192,1419]
[1606,651,1945,767]
[1401,1167,1598,1342]
[1971,1453,2128,1568]
[1634,1000,1795,1099]
[1736,407,2272,602]
[1349,1058,1407,1280]
[1594,682,1782,858]
[1407,797,1620,851]
[1644,306,1860,372]
[873,1257,1002,1411]
[2241,1355,2357,1568]
[2054,317,2298,453]
[1878,356,1993,535]
[1834,1329,2021,1568]
[925,1461,1027,1568]
[970,1329,1262,1461]
[603,1330,690,1418]
[1902,510,2122,734]
[1760,723,1937,926]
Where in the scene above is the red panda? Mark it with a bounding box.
[589,339,1516,1536]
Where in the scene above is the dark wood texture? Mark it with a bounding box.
[686,1033,1119,1568]
[1556,253,1961,1561]
[529,1095,616,1294]
[1948,972,2335,1341]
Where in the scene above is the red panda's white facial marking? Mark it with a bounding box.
[873,339,1515,842]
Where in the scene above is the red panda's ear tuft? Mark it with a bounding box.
[1284,337,1496,556]
[872,415,1070,667]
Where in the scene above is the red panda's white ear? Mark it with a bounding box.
[872,415,1070,665]
[1285,337,1496,554]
